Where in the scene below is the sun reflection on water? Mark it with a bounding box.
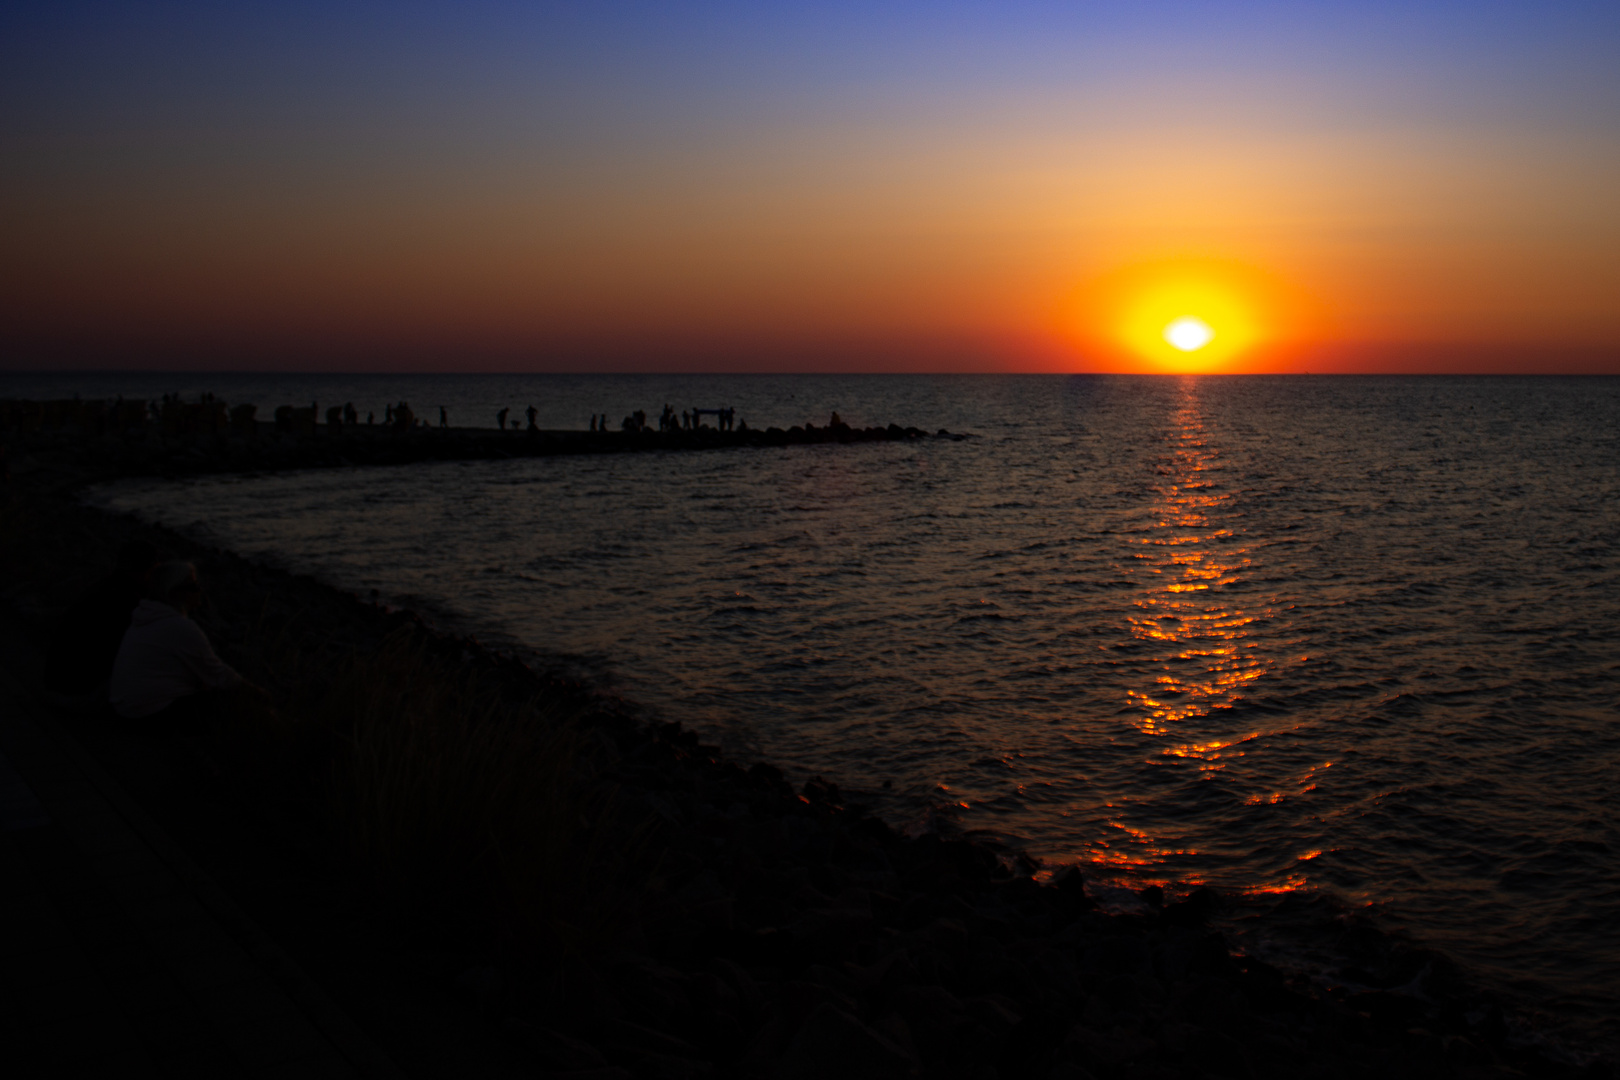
[1077,378,1307,894]
[1124,382,1274,739]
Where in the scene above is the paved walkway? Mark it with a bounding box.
[0,666,403,1078]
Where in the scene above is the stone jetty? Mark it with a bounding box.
[0,396,966,480]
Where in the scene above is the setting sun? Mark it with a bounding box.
[1164,317,1215,352]
[1067,258,1329,372]
[1120,275,1258,371]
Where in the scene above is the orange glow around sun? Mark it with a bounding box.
[1070,259,1325,372]
[1118,272,1261,371]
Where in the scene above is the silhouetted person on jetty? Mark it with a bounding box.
[385,404,394,425]
[367,411,375,425]
[497,407,509,431]
[344,402,358,426]
[439,406,448,428]
[43,540,162,707]
[526,404,538,430]
[108,561,263,726]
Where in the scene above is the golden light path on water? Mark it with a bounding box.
[1127,390,1265,734]
[1082,378,1317,896]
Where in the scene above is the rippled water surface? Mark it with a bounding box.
[70,374,1620,1048]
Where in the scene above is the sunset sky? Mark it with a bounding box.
[3,1,1618,373]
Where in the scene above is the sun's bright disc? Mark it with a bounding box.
[1069,258,1319,372]
[1164,317,1214,352]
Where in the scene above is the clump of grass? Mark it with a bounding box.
[317,628,655,956]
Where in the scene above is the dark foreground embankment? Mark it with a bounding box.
[1,453,1611,1079]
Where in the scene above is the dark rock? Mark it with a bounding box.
[1344,989,1429,1029]
[941,839,1000,882]
[1049,865,1093,916]
[1155,929,1236,983]
[890,984,966,1064]
[1042,1064,1098,1080]
[777,1002,915,1080]
[1093,973,1147,1018]
[507,1024,610,1071]
[965,994,1023,1037]
[1061,1023,1158,1074]
[1080,935,1152,980]
[1161,885,1218,927]
[626,1052,715,1079]
[600,1018,702,1060]
[846,949,920,996]
[1443,1034,1492,1067]
[1174,975,1252,1030]
[670,873,735,932]
[871,1012,921,1063]
[1230,954,1302,1015]
[1185,1026,1255,1080]
[804,962,861,998]
[803,776,842,804]
[451,963,504,1010]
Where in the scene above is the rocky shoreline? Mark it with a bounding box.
[1,433,1612,1079]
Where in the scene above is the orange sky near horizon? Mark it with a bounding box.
[3,4,1619,374]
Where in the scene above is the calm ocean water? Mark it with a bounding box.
[18,372,1618,1052]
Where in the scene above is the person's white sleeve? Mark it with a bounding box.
[175,619,244,691]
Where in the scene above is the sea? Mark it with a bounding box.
[9,371,1619,1055]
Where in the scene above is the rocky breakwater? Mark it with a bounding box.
[0,396,967,481]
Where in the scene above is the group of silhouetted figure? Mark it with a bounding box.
[149,391,221,423]
[324,402,361,429]
[591,411,650,432]
[588,404,743,434]
[43,541,267,729]
[491,406,540,431]
[9,390,773,443]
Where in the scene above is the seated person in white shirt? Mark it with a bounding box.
[109,560,263,723]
